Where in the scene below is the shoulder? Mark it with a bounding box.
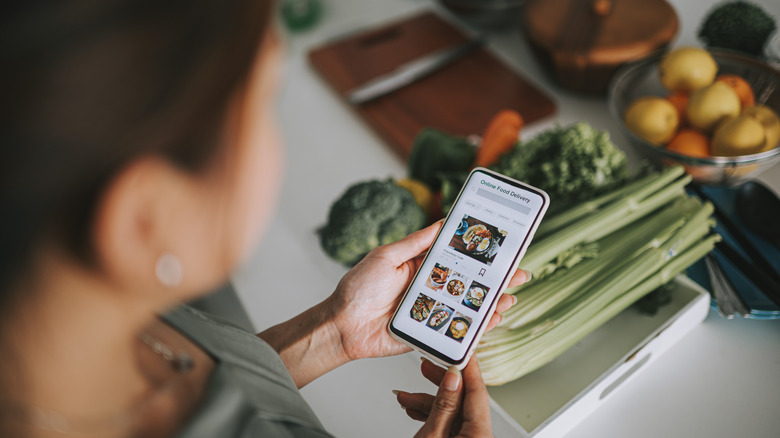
[171,360,335,438]
[239,414,335,438]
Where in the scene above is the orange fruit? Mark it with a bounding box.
[666,129,711,157]
[716,74,755,109]
[666,91,690,127]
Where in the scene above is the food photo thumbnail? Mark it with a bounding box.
[410,293,436,322]
[463,282,489,311]
[445,313,472,343]
[426,303,454,332]
[445,271,469,299]
[426,263,450,291]
[449,215,507,266]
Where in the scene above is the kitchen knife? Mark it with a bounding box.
[347,37,485,105]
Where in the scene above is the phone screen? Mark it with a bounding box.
[389,168,548,366]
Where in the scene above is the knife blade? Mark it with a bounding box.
[704,254,750,318]
[347,37,485,105]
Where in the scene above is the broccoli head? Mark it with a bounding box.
[319,179,426,266]
[493,122,628,212]
[698,1,777,56]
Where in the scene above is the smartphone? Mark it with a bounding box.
[388,168,549,369]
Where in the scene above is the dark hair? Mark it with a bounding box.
[0,0,274,295]
[0,0,274,433]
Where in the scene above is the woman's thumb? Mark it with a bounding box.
[379,221,442,265]
[416,366,463,437]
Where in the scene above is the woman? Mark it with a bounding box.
[0,1,525,437]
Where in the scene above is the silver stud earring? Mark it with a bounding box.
[155,253,182,287]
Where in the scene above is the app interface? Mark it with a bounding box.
[393,171,546,361]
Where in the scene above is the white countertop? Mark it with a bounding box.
[233,1,780,437]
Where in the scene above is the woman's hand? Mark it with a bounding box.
[261,221,526,388]
[395,358,493,437]
[327,221,526,361]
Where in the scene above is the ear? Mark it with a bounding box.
[92,156,227,302]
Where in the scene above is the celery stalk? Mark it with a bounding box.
[536,166,684,238]
[502,197,702,329]
[479,234,719,385]
[520,168,691,276]
[477,190,718,386]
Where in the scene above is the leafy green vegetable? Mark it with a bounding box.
[318,179,426,266]
[698,1,777,56]
[408,128,475,190]
[493,122,628,213]
[438,172,469,215]
[634,283,674,316]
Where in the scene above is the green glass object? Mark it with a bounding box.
[281,0,322,32]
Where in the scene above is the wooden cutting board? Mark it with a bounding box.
[308,11,557,160]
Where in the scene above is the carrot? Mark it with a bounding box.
[475,109,524,167]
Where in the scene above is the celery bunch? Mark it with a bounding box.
[477,166,719,386]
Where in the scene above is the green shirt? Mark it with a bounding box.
[163,305,333,438]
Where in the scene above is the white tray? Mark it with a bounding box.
[488,275,710,438]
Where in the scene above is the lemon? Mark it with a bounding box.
[659,47,718,92]
[742,105,780,152]
[686,82,741,132]
[711,115,767,156]
[396,178,434,214]
[624,96,679,145]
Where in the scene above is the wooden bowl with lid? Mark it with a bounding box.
[522,0,679,94]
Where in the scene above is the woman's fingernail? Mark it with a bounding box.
[393,389,407,410]
[511,295,518,306]
[523,269,532,281]
[442,366,461,391]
